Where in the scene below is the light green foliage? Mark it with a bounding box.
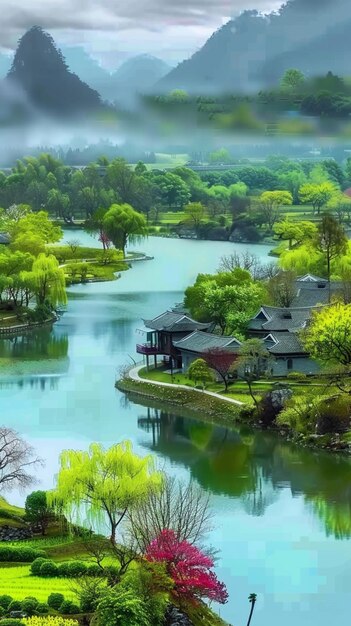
[299,182,336,214]
[208,148,231,164]
[103,204,147,256]
[280,244,323,275]
[256,190,293,230]
[274,219,317,248]
[187,359,215,388]
[184,202,207,230]
[185,268,267,335]
[326,192,351,224]
[0,566,75,602]
[9,212,62,245]
[303,302,351,366]
[22,254,67,308]
[48,441,163,545]
[96,588,150,626]
[280,68,305,91]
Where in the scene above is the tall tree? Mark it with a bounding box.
[48,441,163,547]
[303,303,351,367]
[299,182,336,215]
[0,427,42,492]
[24,253,67,309]
[316,213,348,289]
[103,204,147,257]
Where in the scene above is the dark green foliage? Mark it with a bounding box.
[0,547,47,563]
[65,561,87,577]
[7,602,22,613]
[0,598,13,611]
[0,620,25,626]
[21,599,38,616]
[57,562,71,577]
[39,561,58,577]
[315,396,351,435]
[59,600,80,615]
[0,609,5,619]
[87,564,104,577]
[47,593,65,610]
[36,604,49,615]
[30,557,48,575]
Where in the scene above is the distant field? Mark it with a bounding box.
[130,153,189,171]
[0,565,76,601]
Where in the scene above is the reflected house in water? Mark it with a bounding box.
[136,309,212,370]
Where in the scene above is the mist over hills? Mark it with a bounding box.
[157,0,351,94]
[5,27,102,117]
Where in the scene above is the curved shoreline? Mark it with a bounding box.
[117,365,351,455]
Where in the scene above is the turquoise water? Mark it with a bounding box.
[1,234,350,625]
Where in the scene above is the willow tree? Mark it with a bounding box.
[24,253,67,309]
[103,203,147,257]
[48,441,163,547]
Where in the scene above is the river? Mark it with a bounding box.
[0,234,351,626]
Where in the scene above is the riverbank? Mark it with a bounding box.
[117,366,351,455]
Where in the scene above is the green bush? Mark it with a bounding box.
[0,609,5,618]
[287,372,307,381]
[314,395,351,435]
[39,561,58,577]
[47,594,65,611]
[65,561,87,577]
[7,602,22,613]
[0,547,47,563]
[0,620,25,626]
[0,598,12,611]
[36,603,49,615]
[30,558,48,575]
[57,563,70,577]
[21,599,38,616]
[96,589,150,626]
[87,564,104,577]
[59,600,80,615]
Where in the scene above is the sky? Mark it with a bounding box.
[0,0,283,68]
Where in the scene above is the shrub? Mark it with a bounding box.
[86,564,103,577]
[7,602,22,613]
[21,600,37,617]
[47,595,65,611]
[96,589,150,626]
[39,561,58,577]
[35,604,49,615]
[23,619,78,626]
[0,609,5,619]
[287,372,307,381]
[314,395,351,435]
[76,578,106,613]
[0,598,12,611]
[58,601,80,615]
[30,559,49,576]
[0,548,47,563]
[65,562,87,578]
[0,620,25,626]
[56,563,70,578]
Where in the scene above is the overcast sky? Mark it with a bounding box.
[0,0,283,68]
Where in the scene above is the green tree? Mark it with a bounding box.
[280,68,305,91]
[187,358,214,388]
[48,441,163,548]
[9,211,62,244]
[274,219,317,248]
[277,170,307,204]
[46,189,71,221]
[96,588,150,626]
[184,202,207,233]
[24,253,67,309]
[208,148,231,164]
[299,182,336,215]
[236,339,272,408]
[103,204,147,257]
[326,192,351,224]
[303,303,351,367]
[25,490,51,535]
[316,213,348,286]
[257,190,293,231]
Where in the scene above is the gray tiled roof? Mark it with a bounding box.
[292,281,343,307]
[143,311,211,332]
[248,306,318,333]
[265,332,306,355]
[174,331,242,353]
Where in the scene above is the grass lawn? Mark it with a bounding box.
[0,565,76,602]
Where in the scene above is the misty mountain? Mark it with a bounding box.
[0,54,11,79]
[103,55,172,104]
[157,0,351,94]
[62,46,111,95]
[6,27,103,117]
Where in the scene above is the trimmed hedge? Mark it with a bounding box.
[0,548,47,563]
[31,558,93,578]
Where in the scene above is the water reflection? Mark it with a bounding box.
[0,328,69,381]
[138,406,351,537]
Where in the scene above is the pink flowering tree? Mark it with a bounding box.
[145,529,228,605]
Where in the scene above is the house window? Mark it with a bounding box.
[287,358,293,370]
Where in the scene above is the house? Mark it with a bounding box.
[0,232,10,245]
[173,330,242,372]
[247,305,318,336]
[262,332,320,376]
[291,274,343,307]
[136,310,212,369]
